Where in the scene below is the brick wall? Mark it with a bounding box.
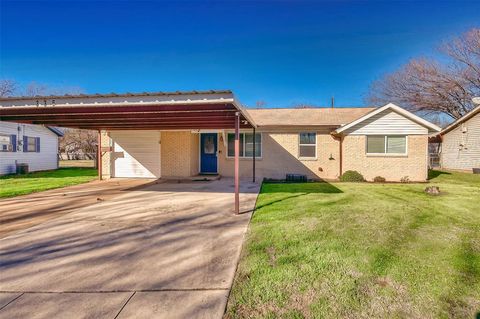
[161,131,198,178]
[101,130,428,182]
[218,132,340,180]
[100,130,111,179]
[342,135,428,181]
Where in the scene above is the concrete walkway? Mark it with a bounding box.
[0,178,260,319]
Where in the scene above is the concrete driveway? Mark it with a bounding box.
[0,178,260,319]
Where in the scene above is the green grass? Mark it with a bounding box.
[227,170,480,318]
[0,168,97,198]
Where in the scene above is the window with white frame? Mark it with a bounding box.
[227,133,261,158]
[0,134,14,152]
[366,135,407,154]
[25,136,39,152]
[299,132,316,158]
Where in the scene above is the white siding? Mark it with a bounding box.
[344,109,429,135]
[110,131,161,178]
[0,121,59,175]
[441,112,480,170]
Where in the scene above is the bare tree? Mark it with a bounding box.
[367,28,480,120]
[0,79,17,97]
[24,82,48,97]
[255,100,267,108]
[59,129,98,161]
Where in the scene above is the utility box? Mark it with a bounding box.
[16,163,29,175]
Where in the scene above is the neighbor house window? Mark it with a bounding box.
[299,133,316,158]
[227,133,261,158]
[0,134,16,152]
[23,136,40,152]
[366,135,406,154]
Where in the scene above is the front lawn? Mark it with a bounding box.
[0,167,97,198]
[227,171,480,318]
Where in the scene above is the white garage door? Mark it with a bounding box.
[110,131,161,178]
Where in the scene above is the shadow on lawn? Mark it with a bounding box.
[255,181,342,211]
[260,181,343,194]
[428,169,451,180]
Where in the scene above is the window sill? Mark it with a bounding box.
[226,157,263,161]
[366,153,408,158]
[298,157,318,161]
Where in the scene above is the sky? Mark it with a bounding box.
[0,0,479,108]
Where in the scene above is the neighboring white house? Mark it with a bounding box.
[436,105,480,172]
[0,121,63,175]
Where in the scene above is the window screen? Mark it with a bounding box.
[367,136,407,154]
[244,133,261,157]
[387,136,406,153]
[227,133,261,158]
[227,133,244,157]
[299,133,316,157]
[27,137,37,152]
[367,136,386,153]
[0,134,12,152]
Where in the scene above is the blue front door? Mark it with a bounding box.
[200,133,218,173]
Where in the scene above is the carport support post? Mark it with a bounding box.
[97,130,102,181]
[253,127,256,182]
[235,112,240,214]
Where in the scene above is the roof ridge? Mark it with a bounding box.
[247,106,376,110]
[0,89,233,101]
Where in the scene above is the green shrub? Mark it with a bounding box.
[340,170,365,182]
[373,176,386,183]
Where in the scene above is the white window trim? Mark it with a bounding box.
[0,134,13,152]
[26,136,38,153]
[298,132,317,159]
[366,135,408,156]
[226,132,262,159]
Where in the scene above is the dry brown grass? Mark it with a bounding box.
[59,160,95,168]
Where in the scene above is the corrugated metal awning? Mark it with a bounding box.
[0,91,254,130]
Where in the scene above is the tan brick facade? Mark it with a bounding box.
[160,131,199,178]
[218,131,341,180]
[100,130,111,179]
[342,135,428,181]
[100,130,428,182]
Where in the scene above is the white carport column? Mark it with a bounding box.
[234,112,240,214]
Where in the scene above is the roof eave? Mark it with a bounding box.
[334,103,441,134]
[437,105,480,136]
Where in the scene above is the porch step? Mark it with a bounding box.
[161,175,222,182]
[190,174,221,181]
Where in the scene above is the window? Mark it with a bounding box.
[0,134,15,152]
[299,133,316,158]
[23,136,40,152]
[366,135,406,154]
[227,133,261,158]
[203,135,215,154]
